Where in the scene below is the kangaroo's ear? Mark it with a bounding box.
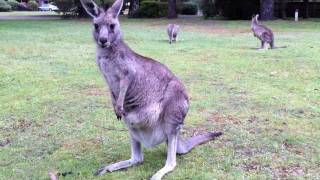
[80,0,100,18]
[255,14,259,21]
[109,0,123,18]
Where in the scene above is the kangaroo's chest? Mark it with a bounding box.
[97,57,122,95]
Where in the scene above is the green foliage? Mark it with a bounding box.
[200,0,217,18]
[6,0,19,11]
[130,1,168,18]
[27,0,39,11]
[216,0,259,20]
[178,1,198,15]
[0,0,11,12]
[54,0,75,13]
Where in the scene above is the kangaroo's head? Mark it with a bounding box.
[251,14,259,28]
[252,14,259,24]
[80,0,123,48]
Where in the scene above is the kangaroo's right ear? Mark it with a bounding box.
[80,0,100,18]
[255,14,259,21]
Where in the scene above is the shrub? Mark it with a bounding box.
[27,0,38,11]
[0,0,11,12]
[130,1,168,18]
[179,2,197,15]
[7,0,19,11]
[216,0,259,20]
[54,0,75,13]
[17,2,32,11]
[200,0,217,18]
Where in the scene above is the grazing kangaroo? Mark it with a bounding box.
[167,24,180,44]
[251,14,286,50]
[80,0,222,179]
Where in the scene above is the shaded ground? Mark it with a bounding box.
[0,17,319,180]
[0,11,61,20]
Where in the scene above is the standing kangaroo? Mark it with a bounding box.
[80,0,222,179]
[167,24,179,44]
[251,14,286,50]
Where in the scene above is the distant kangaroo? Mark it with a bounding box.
[80,0,222,179]
[251,14,286,50]
[167,24,179,44]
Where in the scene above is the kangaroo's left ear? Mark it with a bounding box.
[109,0,123,18]
[80,0,100,18]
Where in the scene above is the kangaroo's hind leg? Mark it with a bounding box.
[151,94,188,179]
[95,135,143,175]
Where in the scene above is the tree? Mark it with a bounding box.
[280,0,288,19]
[303,0,309,18]
[167,0,177,18]
[260,0,274,20]
[128,0,139,16]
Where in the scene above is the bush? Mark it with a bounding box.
[7,0,19,11]
[216,0,259,20]
[27,0,38,11]
[0,0,11,12]
[130,1,168,18]
[17,2,32,11]
[179,2,197,15]
[200,0,217,18]
[54,0,75,13]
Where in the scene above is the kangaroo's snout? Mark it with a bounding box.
[99,37,108,45]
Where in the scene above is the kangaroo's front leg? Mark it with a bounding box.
[95,136,143,175]
[115,75,130,120]
[150,133,178,180]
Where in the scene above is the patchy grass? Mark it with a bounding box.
[0,17,319,180]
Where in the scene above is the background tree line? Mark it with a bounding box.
[1,0,318,20]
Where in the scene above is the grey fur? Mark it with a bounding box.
[251,14,275,50]
[251,14,287,50]
[167,24,180,44]
[81,0,222,179]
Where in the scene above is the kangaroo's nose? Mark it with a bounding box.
[99,38,108,45]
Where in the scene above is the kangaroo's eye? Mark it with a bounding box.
[94,24,99,31]
[110,24,115,30]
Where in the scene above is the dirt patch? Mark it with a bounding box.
[81,85,106,96]
[62,138,102,153]
[243,161,262,171]
[0,138,11,147]
[273,164,305,179]
[209,112,241,125]
[281,140,304,155]
[186,27,251,34]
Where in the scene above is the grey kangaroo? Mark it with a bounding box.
[80,0,222,179]
[167,24,179,44]
[251,14,286,50]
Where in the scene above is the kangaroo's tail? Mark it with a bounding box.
[177,132,222,155]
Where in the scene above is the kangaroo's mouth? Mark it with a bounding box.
[99,42,111,48]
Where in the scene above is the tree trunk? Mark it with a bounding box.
[260,0,274,20]
[129,0,139,15]
[280,0,287,19]
[168,0,177,19]
[303,0,309,18]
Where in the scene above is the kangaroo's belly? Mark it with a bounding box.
[124,103,166,148]
[129,126,166,148]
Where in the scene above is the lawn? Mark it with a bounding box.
[0,17,319,180]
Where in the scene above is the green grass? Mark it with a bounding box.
[0,17,319,180]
